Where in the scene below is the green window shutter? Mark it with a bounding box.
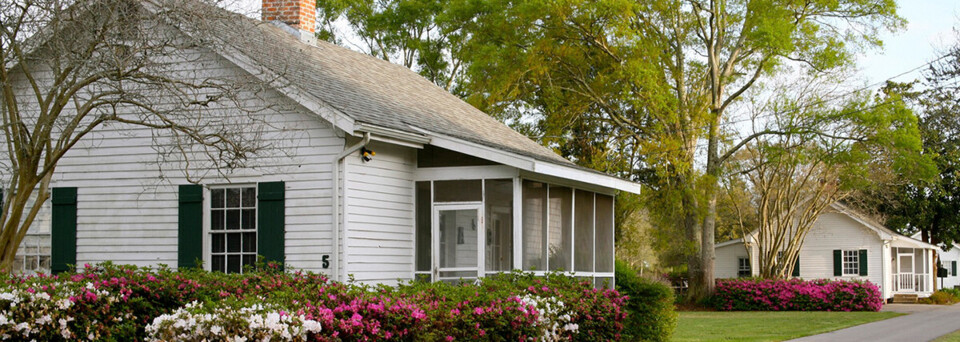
[51,187,78,274]
[833,250,842,276]
[792,255,800,277]
[257,181,285,269]
[858,249,868,276]
[178,185,203,269]
[952,261,957,276]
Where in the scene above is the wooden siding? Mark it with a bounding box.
[715,242,749,279]
[801,212,885,291]
[934,246,960,289]
[343,140,417,285]
[3,44,344,273]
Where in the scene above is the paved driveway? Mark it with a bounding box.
[789,303,960,342]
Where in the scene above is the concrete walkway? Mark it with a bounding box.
[789,303,960,342]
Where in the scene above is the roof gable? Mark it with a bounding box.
[158,0,640,193]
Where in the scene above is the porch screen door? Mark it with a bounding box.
[899,254,915,291]
[433,204,483,282]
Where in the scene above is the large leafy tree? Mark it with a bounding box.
[865,47,960,247]
[730,79,933,278]
[315,0,903,298]
[455,0,902,298]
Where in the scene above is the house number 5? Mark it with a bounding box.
[322,255,330,269]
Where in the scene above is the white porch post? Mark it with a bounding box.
[512,178,522,271]
[882,241,891,299]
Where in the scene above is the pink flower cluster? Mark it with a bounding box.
[711,278,883,311]
[0,264,626,341]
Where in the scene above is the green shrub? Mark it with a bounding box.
[940,287,960,299]
[922,290,960,305]
[615,260,678,342]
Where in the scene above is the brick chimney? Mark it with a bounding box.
[262,0,315,33]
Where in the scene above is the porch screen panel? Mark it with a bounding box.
[594,194,614,273]
[522,180,547,270]
[485,179,513,272]
[915,249,924,274]
[434,180,481,202]
[548,186,572,271]
[574,190,594,272]
[415,182,431,273]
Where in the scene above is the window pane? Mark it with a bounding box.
[574,190,594,272]
[212,234,225,253]
[227,255,241,273]
[241,209,256,230]
[211,210,225,230]
[485,179,513,272]
[227,233,241,253]
[415,182,431,272]
[242,232,256,253]
[212,189,225,208]
[226,188,241,208]
[242,187,256,207]
[434,180,482,202]
[548,186,572,271]
[522,180,547,270]
[242,255,256,269]
[212,255,225,272]
[226,209,240,230]
[595,194,614,273]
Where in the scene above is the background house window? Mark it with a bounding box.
[210,187,257,273]
[738,257,751,277]
[842,250,859,275]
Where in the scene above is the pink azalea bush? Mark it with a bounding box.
[709,278,884,311]
[0,263,626,341]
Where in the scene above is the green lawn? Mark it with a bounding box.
[673,311,903,342]
[935,330,960,342]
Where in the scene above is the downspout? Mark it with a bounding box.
[332,132,370,282]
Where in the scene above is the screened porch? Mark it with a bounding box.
[892,247,933,293]
[413,178,615,287]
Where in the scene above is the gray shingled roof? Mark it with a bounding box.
[173,0,573,165]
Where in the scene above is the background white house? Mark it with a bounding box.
[910,232,960,289]
[716,203,938,300]
[3,0,640,286]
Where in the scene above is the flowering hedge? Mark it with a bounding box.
[0,263,626,341]
[709,278,884,311]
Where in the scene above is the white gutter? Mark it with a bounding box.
[332,132,370,282]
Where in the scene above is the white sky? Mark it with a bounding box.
[857,0,960,86]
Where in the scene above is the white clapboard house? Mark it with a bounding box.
[716,203,938,300]
[4,0,641,286]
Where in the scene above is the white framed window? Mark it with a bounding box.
[738,257,751,277]
[209,186,257,273]
[3,188,52,274]
[842,250,859,276]
[14,233,51,274]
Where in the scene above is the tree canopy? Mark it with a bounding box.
[316,0,909,296]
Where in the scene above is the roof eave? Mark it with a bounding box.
[420,129,642,194]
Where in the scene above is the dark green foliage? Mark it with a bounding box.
[615,260,677,342]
